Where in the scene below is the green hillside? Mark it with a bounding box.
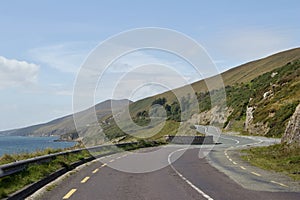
[100,48,300,142]
[128,48,300,116]
[1,48,300,144]
[223,60,299,137]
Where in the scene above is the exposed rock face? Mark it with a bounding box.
[244,106,270,135]
[246,122,270,136]
[189,106,232,127]
[244,106,254,130]
[282,104,300,146]
[59,131,79,141]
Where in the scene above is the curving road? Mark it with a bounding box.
[31,127,300,200]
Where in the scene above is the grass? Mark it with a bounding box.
[0,148,71,165]
[0,149,91,198]
[120,120,202,143]
[222,60,300,137]
[265,102,299,137]
[46,183,57,192]
[0,142,85,165]
[241,143,300,180]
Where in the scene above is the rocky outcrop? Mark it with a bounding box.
[244,106,270,135]
[244,106,254,130]
[245,121,270,136]
[189,106,232,127]
[58,131,79,141]
[282,104,300,146]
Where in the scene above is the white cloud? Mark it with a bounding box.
[0,56,39,89]
[29,42,93,74]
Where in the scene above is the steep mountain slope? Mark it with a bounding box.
[129,48,300,115]
[225,60,299,137]
[102,48,300,142]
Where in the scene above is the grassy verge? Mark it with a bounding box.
[241,143,300,180]
[0,143,84,165]
[0,149,91,198]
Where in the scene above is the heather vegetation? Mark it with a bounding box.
[222,60,300,137]
[103,60,300,141]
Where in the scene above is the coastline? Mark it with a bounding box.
[0,136,77,157]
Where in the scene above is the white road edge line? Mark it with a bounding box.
[168,148,214,200]
[251,172,261,177]
[271,180,288,187]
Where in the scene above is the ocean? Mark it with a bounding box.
[0,136,77,156]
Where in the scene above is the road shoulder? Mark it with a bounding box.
[206,140,300,192]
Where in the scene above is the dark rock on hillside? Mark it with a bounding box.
[58,131,79,141]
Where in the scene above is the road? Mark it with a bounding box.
[30,127,300,200]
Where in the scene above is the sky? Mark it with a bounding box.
[0,0,299,131]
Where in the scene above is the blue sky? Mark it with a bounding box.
[0,0,299,130]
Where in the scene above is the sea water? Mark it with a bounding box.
[0,136,76,156]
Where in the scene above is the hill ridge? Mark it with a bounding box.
[1,47,300,142]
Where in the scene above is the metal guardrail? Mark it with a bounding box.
[0,142,138,178]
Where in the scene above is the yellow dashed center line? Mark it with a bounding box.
[232,161,237,165]
[92,168,99,174]
[81,176,90,183]
[109,159,115,163]
[228,158,232,162]
[240,166,246,170]
[62,189,77,199]
[271,180,288,187]
[251,172,261,177]
[101,163,107,167]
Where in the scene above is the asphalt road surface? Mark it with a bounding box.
[31,127,300,200]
